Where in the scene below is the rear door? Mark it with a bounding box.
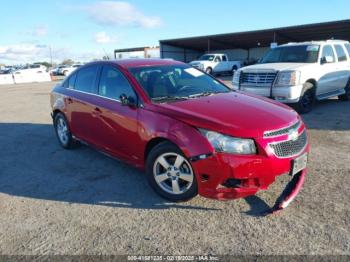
[65,65,100,144]
[94,65,140,161]
[334,44,350,90]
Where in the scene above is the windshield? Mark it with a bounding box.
[260,45,320,63]
[198,55,215,61]
[129,65,231,103]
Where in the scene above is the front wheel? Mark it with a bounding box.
[293,83,315,114]
[205,67,213,75]
[146,142,198,202]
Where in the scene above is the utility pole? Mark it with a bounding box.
[49,46,53,68]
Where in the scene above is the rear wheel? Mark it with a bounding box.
[146,142,198,202]
[338,79,350,101]
[293,83,315,114]
[54,113,76,149]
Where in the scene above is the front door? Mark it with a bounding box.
[317,45,339,96]
[94,65,140,162]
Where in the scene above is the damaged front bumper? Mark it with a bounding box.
[191,149,308,213]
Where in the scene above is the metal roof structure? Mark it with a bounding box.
[160,19,350,51]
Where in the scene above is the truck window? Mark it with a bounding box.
[334,45,348,62]
[215,56,221,62]
[222,56,227,61]
[344,44,350,57]
[321,45,335,63]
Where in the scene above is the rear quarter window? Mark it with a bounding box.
[334,45,348,62]
[344,43,350,57]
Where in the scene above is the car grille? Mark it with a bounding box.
[264,120,301,138]
[240,72,277,86]
[269,130,307,158]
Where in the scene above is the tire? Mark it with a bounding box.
[293,83,315,114]
[205,67,213,75]
[146,142,198,202]
[232,66,238,75]
[338,79,350,101]
[54,112,76,149]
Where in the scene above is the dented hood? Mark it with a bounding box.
[147,92,299,138]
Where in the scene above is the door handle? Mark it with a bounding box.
[67,97,73,104]
[92,107,102,117]
[94,107,102,113]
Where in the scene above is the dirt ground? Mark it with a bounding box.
[0,81,349,255]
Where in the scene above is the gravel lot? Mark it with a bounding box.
[0,81,349,255]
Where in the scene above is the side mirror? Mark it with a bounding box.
[321,56,334,64]
[120,94,137,108]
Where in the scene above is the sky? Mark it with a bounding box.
[0,0,349,65]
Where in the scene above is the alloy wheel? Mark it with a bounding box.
[153,153,194,195]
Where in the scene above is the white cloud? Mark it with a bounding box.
[94,31,118,44]
[0,43,112,64]
[30,25,48,37]
[0,44,49,62]
[84,1,162,28]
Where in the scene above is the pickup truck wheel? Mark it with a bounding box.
[294,83,315,114]
[205,67,212,75]
[338,79,350,101]
[146,142,198,202]
[232,66,238,75]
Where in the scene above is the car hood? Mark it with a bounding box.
[147,92,299,138]
[241,62,313,72]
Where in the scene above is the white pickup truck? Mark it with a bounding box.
[190,54,241,75]
[232,40,350,113]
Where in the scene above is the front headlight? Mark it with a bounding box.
[199,129,256,154]
[274,71,300,87]
[232,70,241,86]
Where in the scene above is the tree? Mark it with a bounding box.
[61,59,74,65]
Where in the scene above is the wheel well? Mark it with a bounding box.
[144,137,174,160]
[52,109,62,119]
[303,79,317,95]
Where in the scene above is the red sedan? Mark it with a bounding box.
[50,59,309,212]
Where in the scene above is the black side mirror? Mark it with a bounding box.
[120,94,137,108]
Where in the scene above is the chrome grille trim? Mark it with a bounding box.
[269,130,308,158]
[240,72,277,87]
[264,120,301,138]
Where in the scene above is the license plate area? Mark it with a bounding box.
[290,153,308,176]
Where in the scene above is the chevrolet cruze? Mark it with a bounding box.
[50,59,309,210]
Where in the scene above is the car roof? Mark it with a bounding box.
[280,39,349,47]
[107,59,184,69]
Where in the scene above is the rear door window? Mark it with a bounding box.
[74,66,99,93]
[98,66,135,101]
[334,44,348,62]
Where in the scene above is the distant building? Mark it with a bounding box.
[114,46,160,59]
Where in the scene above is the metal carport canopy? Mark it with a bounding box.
[160,19,350,51]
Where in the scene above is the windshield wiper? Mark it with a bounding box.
[188,91,224,98]
[152,95,189,102]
